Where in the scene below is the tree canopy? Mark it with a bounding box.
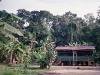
[0,7,100,66]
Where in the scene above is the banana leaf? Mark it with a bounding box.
[11,13,22,21]
[0,30,19,42]
[0,11,23,22]
[0,22,23,36]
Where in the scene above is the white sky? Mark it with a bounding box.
[0,0,100,18]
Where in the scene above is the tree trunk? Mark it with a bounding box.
[9,51,13,64]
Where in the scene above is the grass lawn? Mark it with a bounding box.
[0,64,48,75]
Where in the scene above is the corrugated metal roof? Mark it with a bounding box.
[55,46,95,51]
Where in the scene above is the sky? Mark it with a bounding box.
[0,0,100,18]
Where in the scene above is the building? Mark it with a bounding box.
[55,46,95,66]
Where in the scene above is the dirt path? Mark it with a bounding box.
[31,66,100,75]
[44,66,100,75]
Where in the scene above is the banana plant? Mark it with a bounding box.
[0,42,31,65]
[32,41,57,69]
[93,50,100,63]
[0,11,23,43]
[32,50,48,69]
[25,32,38,49]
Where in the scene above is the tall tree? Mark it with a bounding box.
[84,13,96,29]
[81,26,92,43]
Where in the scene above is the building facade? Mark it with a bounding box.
[55,46,95,66]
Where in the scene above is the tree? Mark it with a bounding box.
[91,26,100,51]
[45,41,56,68]
[64,11,77,20]
[81,26,92,43]
[84,13,95,25]
[84,13,97,29]
[97,6,100,19]
[17,9,51,48]
[26,22,48,48]
[51,15,69,46]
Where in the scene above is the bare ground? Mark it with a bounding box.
[30,65,100,75]
[40,66,100,75]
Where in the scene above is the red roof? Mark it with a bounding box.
[55,46,95,51]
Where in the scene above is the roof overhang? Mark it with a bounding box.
[55,46,95,51]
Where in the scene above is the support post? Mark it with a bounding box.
[73,50,74,66]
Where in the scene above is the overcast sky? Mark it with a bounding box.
[0,0,100,18]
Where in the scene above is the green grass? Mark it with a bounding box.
[0,65,48,75]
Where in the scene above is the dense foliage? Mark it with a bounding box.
[0,7,100,67]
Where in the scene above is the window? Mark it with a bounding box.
[77,51,93,56]
[57,51,73,56]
